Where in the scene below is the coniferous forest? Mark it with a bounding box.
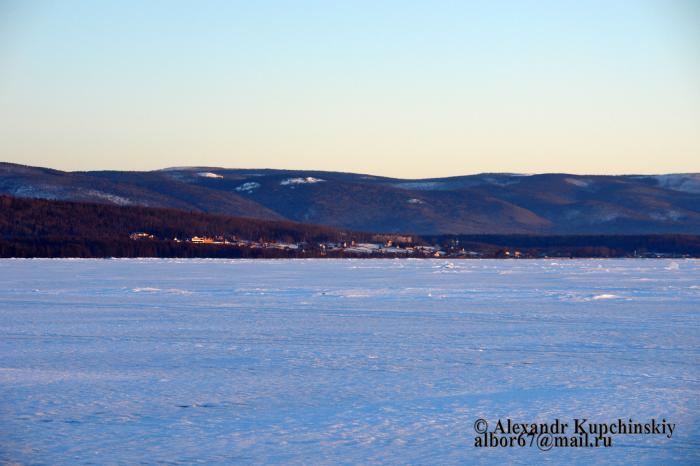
[2,195,700,258]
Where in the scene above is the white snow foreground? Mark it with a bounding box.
[0,259,698,465]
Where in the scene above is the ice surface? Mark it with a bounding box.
[0,259,698,465]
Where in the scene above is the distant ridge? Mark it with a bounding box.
[1,162,699,235]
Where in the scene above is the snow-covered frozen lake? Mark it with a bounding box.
[1,259,698,465]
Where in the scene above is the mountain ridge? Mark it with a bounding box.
[2,162,699,235]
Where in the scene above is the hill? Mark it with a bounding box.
[2,195,700,258]
[0,195,357,258]
[2,162,700,235]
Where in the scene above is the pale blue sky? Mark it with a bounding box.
[1,0,698,177]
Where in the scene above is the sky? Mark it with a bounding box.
[0,0,698,178]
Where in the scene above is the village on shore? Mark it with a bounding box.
[128,231,688,259]
[128,232,504,258]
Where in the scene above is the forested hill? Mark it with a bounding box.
[0,195,357,258]
[3,162,700,235]
[2,195,700,258]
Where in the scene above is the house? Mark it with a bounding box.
[381,246,409,255]
[372,234,414,244]
[415,246,437,254]
[190,236,215,244]
[129,232,155,240]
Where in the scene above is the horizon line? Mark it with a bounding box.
[2,161,699,180]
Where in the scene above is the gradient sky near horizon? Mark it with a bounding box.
[1,0,699,177]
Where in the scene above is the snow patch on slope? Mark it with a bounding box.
[10,185,63,200]
[651,174,700,193]
[483,176,521,187]
[9,185,132,206]
[280,177,325,186]
[649,211,683,222]
[198,172,224,179]
[84,190,132,206]
[235,182,261,193]
[565,178,591,187]
[395,181,444,190]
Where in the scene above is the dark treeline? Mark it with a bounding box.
[428,234,700,258]
[0,238,316,259]
[0,195,366,257]
[0,195,361,241]
[2,195,700,258]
